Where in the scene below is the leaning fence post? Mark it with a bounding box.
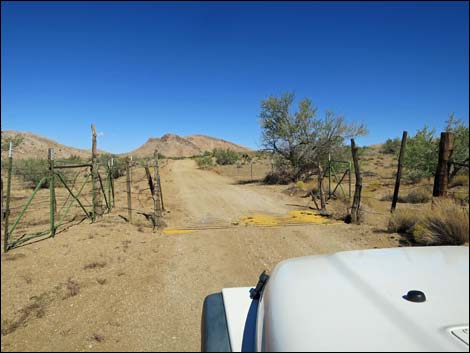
[48,148,56,237]
[433,132,454,198]
[328,153,331,198]
[3,142,13,252]
[107,159,112,211]
[153,150,163,227]
[126,156,132,223]
[91,124,101,221]
[154,150,165,211]
[348,161,352,201]
[110,158,115,207]
[350,139,362,224]
[391,131,408,212]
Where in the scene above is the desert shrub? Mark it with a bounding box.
[449,175,469,188]
[195,156,214,169]
[388,209,421,235]
[12,159,52,188]
[401,189,432,204]
[212,148,240,165]
[380,137,401,154]
[413,199,469,245]
[109,157,126,179]
[381,189,431,204]
[263,171,291,185]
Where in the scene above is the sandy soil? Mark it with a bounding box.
[1,159,399,352]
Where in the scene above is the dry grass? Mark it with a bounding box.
[388,199,469,246]
[388,209,421,235]
[381,189,431,204]
[64,278,80,299]
[449,175,469,188]
[413,199,469,245]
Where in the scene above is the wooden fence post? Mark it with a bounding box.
[110,158,115,207]
[391,131,408,212]
[348,161,352,201]
[318,164,326,211]
[91,124,100,222]
[154,150,165,212]
[350,139,362,224]
[328,153,331,198]
[433,132,454,197]
[153,150,163,227]
[126,157,132,223]
[48,148,56,237]
[3,142,13,252]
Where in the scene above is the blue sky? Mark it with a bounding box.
[1,1,468,153]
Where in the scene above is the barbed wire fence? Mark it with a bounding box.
[1,125,166,252]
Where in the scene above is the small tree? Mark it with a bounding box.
[380,137,401,154]
[212,148,240,165]
[259,92,366,181]
[445,114,469,180]
[402,126,439,182]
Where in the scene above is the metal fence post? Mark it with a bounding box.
[48,148,56,237]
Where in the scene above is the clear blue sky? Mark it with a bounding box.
[1,1,468,153]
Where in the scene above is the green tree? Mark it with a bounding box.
[445,114,469,179]
[212,148,239,165]
[259,92,367,181]
[380,137,401,154]
[403,126,439,181]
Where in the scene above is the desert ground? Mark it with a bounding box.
[1,155,402,352]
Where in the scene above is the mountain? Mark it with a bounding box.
[1,130,106,161]
[1,131,251,160]
[126,133,251,158]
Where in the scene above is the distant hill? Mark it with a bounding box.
[126,133,251,158]
[1,130,107,161]
[1,130,251,160]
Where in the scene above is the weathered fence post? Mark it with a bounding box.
[91,124,100,222]
[145,161,160,229]
[433,132,454,197]
[48,148,56,237]
[350,139,362,224]
[126,156,132,223]
[110,157,115,207]
[348,161,352,201]
[153,150,163,223]
[328,153,331,198]
[107,159,112,211]
[318,164,326,211]
[3,142,13,252]
[250,161,253,182]
[391,131,408,212]
[154,150,165,212]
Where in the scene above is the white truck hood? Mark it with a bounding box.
[223,246,469,352]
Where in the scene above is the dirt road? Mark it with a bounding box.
[1,160,399,352]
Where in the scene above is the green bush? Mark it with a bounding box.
[12,159,52,188]
[212,148,240,165]
[380,137,401,154]
[195,156,214,169]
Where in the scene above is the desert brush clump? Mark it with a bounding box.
[388,199,469,245]
[212,148,240,165]
[381,189,431,204]
[195,155,214,169]
[449,175,469,188]
[412,199,469,245]
[388,209,422,235]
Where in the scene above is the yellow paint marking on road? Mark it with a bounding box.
[162,229,198,235]
[240,210,333,226]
